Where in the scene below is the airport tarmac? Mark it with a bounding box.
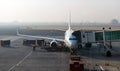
[78,45,120,71]
[0,36,70,71]
[0,36,120,71]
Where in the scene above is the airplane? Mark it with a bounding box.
[16,21,118,57]
[17,16,78,49]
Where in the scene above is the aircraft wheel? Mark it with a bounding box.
[78,44,82,48]
[106,51,112,57]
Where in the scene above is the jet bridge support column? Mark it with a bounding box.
[102,27,112,57]
[102,28,106,48]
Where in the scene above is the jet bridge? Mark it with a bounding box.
[95,30,120,57]
[95,30,120,42]
[72,30,95,48]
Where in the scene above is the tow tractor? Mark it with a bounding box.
[69,54,84,71]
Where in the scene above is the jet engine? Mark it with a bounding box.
[50,40,58,47]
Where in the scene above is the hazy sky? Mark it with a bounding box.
[0,0,120,23]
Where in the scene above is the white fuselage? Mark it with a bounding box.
[64,29,77,48]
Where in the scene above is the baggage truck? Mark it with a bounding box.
[0,40,10,47]
[70,55,84,71]
[23,39,45,47]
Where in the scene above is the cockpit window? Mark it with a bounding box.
[69,38,76,40]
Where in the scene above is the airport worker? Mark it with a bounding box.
[32,44,36,51]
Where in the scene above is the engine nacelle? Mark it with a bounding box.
[50,40,58,47]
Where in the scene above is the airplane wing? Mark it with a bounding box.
[17,29,64,42]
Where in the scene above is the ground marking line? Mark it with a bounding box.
[8,51,33,71]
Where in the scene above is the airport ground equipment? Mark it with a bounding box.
[0,40,10,47]
[23,39,45,47]
[69,55,84,71]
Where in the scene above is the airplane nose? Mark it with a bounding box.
[70,40,77,47]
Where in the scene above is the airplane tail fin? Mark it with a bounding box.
[68,11,71,30]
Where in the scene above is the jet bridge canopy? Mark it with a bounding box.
[95,30,120,42]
